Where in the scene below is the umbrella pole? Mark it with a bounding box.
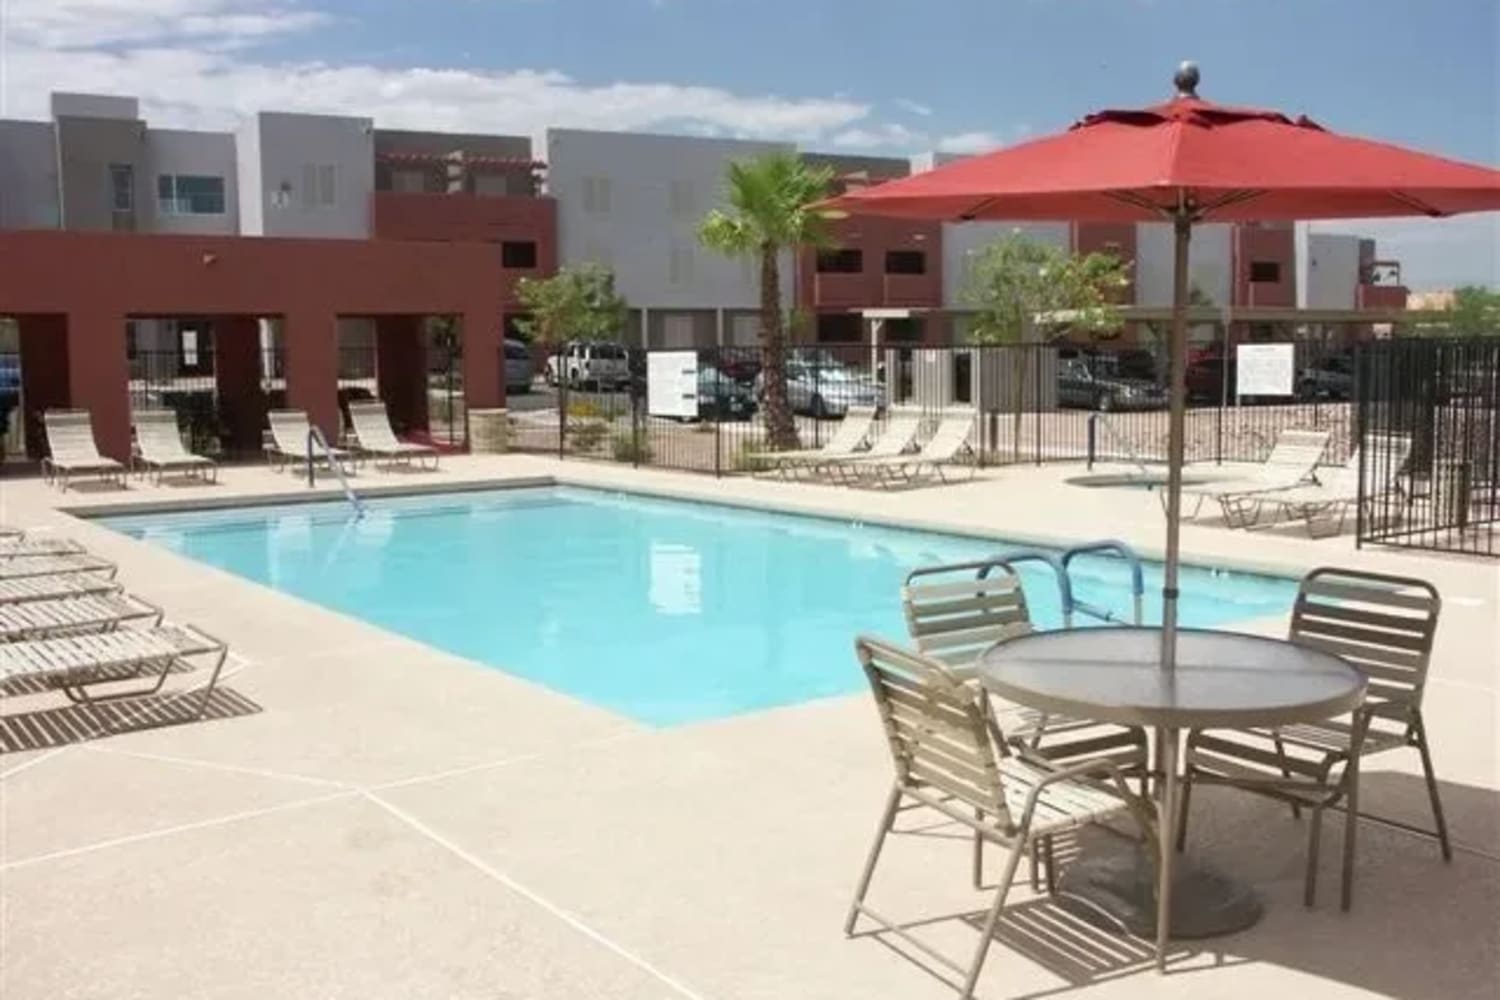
[1160,212,1191,668]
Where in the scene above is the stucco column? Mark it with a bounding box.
[283,309,340,440]
[65,306,132,461]
[215,314,266,455]
[376,315,428,434]
[16,314,71,460]
[461,302,505,415]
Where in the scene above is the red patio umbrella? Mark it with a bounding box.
[822,62,1500,667]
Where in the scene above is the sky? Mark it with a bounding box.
[1,0,1496,289]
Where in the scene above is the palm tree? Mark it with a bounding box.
[699,153,835,449]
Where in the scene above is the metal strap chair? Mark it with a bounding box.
[845,636,1150,999]
[1180,567,1444,910]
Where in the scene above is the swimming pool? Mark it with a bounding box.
[100,487,1299,726]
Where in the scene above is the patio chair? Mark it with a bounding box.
[902,558,1147,772]
[0,552,116,581]
[1175,428,1330,526]
[0,535,87,557]
[820,411,924,483]
[346,400,440,470]
[0,621,229,719]
[41,410,128,491]
[132,409,218,483]
[0,573,123,605]
[844,636,1151,999]
[0,592,163,642]
[1178,567,1444,910]
[750,405,876,479]
[265,409,359,472]
[841,409,979,487]
[1252,435,1413,538]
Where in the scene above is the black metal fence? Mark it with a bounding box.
[506,337,1362,476]
[1356,337,1500,556]
[129,349,222,454]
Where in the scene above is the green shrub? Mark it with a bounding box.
[567,419,609,453]
[611,431,653,464]
[566,398,603,420]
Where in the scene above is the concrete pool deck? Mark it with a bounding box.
[1,455,1495,999]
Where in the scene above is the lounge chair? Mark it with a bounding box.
[1252,435,1412,538]
[0,553,117,581]
[265,410,359,472]
[0,621,229,718]
[844,636,1151,998]
[0,536,86,557]
[1179,568,1444,910]
[41,410,128,491]
[751,406,876,479]
[819,411,923,482]
[132,409,218,483]
[0,592,163,642]
[1175,428,1331,526]
[346,401,440,470]
[840,409,979,487]
[0,573,123,605]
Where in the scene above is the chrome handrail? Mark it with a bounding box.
[306,426,366,518]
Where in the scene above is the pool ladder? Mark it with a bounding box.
[306,426,366,519]
[985,539,1144,627]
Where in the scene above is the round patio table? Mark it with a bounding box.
[977,626,1365,969]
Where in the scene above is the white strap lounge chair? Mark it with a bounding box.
[346,401,440,470]
[266,409,359,472]
[752,406,876,478]
[1179,568,1444,911]
[842,410,979,487]
[1176,428,1331,526]
[0,553,117,581]
[844,636,1151,998]
[0,592,163,642]
[0,621,229,718]
[41,410,128,491]
[822,411,923,482]
[0,573,123,605]
[1253,435,1413,538]
[132,409,218,483]
[0,536,86,557]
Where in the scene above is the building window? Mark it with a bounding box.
[668,243,694,285]
[581,176,611,214]
[816,249,863,274]
[157,175,226,215]
[301,164,337,208]
[502,241,538,269]
[884,250,926,275]
[1249,260,1282,283]
[815,313,862,343]
[109,163,134,212]
[179,327,201,369]
[885,317,924,342]
[661,313,696,349]
[474,171,516,197]
[669,179,695,217]
[391,168,427,194]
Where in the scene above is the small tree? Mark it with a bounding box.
[699,153,835,449]
[962,235,1131,460]
[1440,285,1500,336]
[513,263,629,346]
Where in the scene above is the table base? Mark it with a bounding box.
[1056,845,1262,939]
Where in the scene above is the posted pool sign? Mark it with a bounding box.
[1235,343,1295,397]
[648,351,699,419]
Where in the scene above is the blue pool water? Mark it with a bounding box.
[100,487,1298,726]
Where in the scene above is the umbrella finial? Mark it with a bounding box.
[1174,61,1200,98]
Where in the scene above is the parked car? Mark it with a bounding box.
[694,364,757,421]
[1296,353,1355,400]
[1056,358,1166,411]
[1185,350,1233,403]
[755,359,885,417]
[503,338,534,394]
[545,341,629,389]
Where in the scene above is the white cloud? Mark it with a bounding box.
[0,0,878,144]
[936,130,1004,154]
[828,123,924,150]
[894,97,933,118]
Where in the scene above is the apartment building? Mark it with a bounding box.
[545,128,791,349]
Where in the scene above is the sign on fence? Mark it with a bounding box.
[647,351,699,419]
[1235,343,1295,397]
